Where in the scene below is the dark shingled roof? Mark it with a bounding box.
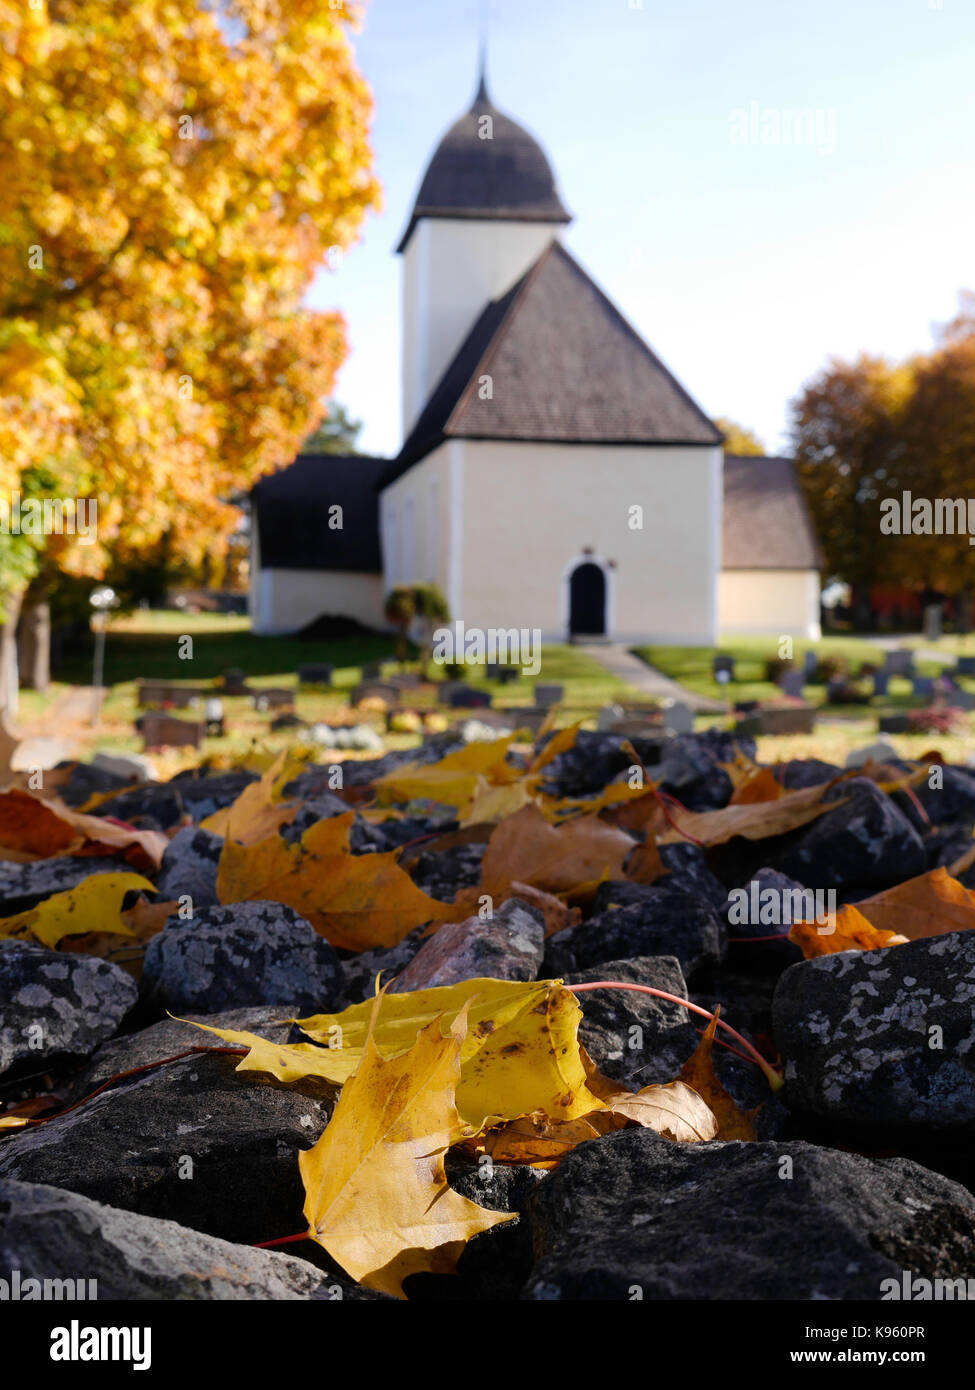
[396,70,571,253]
[722,455,824,570]
[388,240,722,482]
[252,454,386,572]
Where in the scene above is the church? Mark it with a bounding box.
[250,63,822,644]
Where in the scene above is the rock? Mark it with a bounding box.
[142,901,344,1015]
[49,760,133,807]
[154,826,222,909]
[656,842,728,909]
[336,927,429,1004]
[657,729,753,811]
[0,1051,333,1245]
[543,884,724,982]
[773,932,975,1132]
[91,750,158,783]
[769,777,926,890]
[567,956,698,1086]
[897,765,975,829]
[844,739,901,769]
[89,783,185,831]
[410,842,486,901]
[0,1179,374,1300]
[723,867,807,975]
[537,731,632,799]
[0,855,132,917]
[167,769,259,822]
[778,757,842,789]
[388,898,545,993]
[0,942,137,1079]
[71,1006,295,1098]
[523,1129,975,1299]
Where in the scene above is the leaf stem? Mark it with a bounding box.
[564,981,783,1091]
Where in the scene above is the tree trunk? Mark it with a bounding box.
[19,580,51,691]
[0,586,24,720]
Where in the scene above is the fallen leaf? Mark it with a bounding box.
[299,1001,515,1297]
[789,903,908,958]
[0,789,167,868]
[478,804,640,898]
[217,811,455,951]
[836,867,975,943]
[200,753,299,842]
[0,872,156,949]
[595,1079,719,1143]
[679,1011,758,1141]
[658,781,842,847]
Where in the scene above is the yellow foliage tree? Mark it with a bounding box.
[0,0,380,696]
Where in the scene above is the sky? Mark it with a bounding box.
[307,0,975,459]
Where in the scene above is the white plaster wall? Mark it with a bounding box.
[379,444,452,600]
[401,219,562,436]
[445,440,721,643]
[719,568,822,639]
[252,568,385,636]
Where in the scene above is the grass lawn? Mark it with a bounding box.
[45,611,646,775]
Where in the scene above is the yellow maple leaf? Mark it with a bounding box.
[299,1002,516,1298]
[0,872,156,949]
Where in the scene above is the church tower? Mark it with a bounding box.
[397,56,572,438]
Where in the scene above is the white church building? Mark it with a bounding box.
[251,65,822,643]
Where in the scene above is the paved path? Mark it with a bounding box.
[577,644,727,715]
[11,685,98,769]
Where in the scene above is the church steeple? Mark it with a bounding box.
[474,39,490,106]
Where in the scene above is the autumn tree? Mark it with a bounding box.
[714,417,766,455]
[0,0,380,704]
[790,354,914,596]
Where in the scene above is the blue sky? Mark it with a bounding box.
[307,0,975,458]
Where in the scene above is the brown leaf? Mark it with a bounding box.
[679,1011,758,1141]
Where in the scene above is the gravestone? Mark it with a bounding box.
[297,664,333,687]
[912,676,935,699]
[351,681,400,706]
[136,680,204,709]
[956,656,975,676]
[803,650,818,678]
[878,713,912,734]
[737,705,816,736]
[712,654,735,684]
[845,739,898,769]
[449,687,491,709]
[486,664,519,684]
[779,670,805,698]
[661,700,694,734]
[949,689,975,711]
[597,703,625,732]
[203,698,225,738]
[437,680,464,706]
[138,713,204,751]
[252,688,294,712]
[883,649,915,676]
[533,684,565,708]
[362,662,383,680]
[923,603,943,642]
[222,668,249,695]
[872,671,889,697]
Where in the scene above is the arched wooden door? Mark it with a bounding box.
[568,562,606,637]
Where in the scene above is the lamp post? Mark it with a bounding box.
[90,586,117,726]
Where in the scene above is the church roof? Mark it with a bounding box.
[252,453,386,572]
[388,240,722,481]
[396,67,571,253]
[722,454,824,570]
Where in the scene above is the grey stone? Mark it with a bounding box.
[71,1006,295,1099]
[543,884,725,982]
[0,855,131,917]
[566,956,698,1087]
[773,932,975,1132]
[657,729,752,811]
[388,898,545,993]
[523,1129,975,1300]
[167,769,259,822]
[142,901,344,1016]
[89,782,184,830]
[91,750,158,783]
[154,826,222,909]
[336,926,429,1004]
[844,739,899,769]
[0,942,137,1079]
[0,1179,375,1300]
[769,777,926,890]
[0,1051,333,1245]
